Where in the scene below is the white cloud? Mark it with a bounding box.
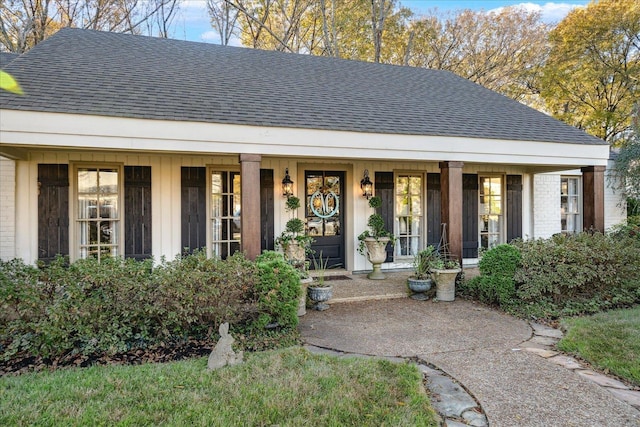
[490,2,586,24]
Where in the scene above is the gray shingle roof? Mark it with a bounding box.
[1,28,605,145]
[0,52,19,68]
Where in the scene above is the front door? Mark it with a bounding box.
[306,170,345,269]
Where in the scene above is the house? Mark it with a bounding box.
[0,28,624,271]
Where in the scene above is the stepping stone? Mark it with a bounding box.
[444,420,469,427]
[521,347,559,358]
[530,322,564,339]
[427,374,478,417]
[528,335,559,347]
[607,388,640,409]
[462,409,489,426]
[576,370,629,389]
[416,364,442,377]
[547,354,582,370]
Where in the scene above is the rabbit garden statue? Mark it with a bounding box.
[207,322,244,370]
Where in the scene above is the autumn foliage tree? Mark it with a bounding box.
[540,0,640,144]
[0,0,181,53]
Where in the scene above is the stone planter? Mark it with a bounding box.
[298,277,313,316]
[407,277,432,301]
[308,284,333,311]
[283,241,306,268]
[364,237,390,280]
[431,268,461,302]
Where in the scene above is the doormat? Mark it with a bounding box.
[323,275,352,281]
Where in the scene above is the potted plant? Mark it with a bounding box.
[275,196,314,316]
[407,245,439,300]
[357,196,395,280]
[307,252,332,311]
[431,256,461,302]
[275,196,313,271]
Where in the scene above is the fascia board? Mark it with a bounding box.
[0,110,609,166]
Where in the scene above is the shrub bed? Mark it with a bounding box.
[461,231,640,319]
[0,251,301,372]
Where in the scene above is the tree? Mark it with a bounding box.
[0,0,181,52]
[226,0,412,62]
[612,104,640,212]
[540,0,640,143]
[207,0,240,45]
[407,7,550,104]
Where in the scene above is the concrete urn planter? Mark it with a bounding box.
[407,277,432,300]
[283,241,306,268]
[364,237,390,280]
[431,268,461,302]
[307,284,333,311]
[298,277,313,316]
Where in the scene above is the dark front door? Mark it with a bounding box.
[306,171,345,269]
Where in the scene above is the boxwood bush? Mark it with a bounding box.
[0,250,301,364]
[463,244,521,306]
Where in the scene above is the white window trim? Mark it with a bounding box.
[478,174,505,250]
[394,171,425,259]
[561,175,582,233]
[69,162,124,262]
[207,166,241,259]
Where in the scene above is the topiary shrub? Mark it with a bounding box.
[463,244,521,306]
[253,251,301,330]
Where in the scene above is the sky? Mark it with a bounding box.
[170,1,592,45]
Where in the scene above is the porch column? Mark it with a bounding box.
[439,161,464,263]
[581,166,605,232]
[240,154,262,260]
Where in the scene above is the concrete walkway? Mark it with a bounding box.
[299,298,640,426]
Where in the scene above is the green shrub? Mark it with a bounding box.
[507,232,640,318]
[0,251,261,362]
[463,244,521,306]
[514,232,639,303]
[253,251,300,330]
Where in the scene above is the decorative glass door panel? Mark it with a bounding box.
[306,171,345,269]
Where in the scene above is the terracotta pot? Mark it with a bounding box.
[364,237,390,280]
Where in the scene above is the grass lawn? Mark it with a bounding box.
[0,346,438,426]
[558,306,640,387]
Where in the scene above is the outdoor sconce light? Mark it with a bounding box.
[282,168,294,198]
[360,169,373,199]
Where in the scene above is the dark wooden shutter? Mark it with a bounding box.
[260,169,274,252]
[375,171,394,262]
[124,166,152,260]
[38,164,69,263]
[181,167,207,254]
[426,173,441,248]
[506,174,523,242]
[462,174,479,259]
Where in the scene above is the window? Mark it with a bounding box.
[561,176,580,233]
[479,176,503,249]
[395,174,422,257]
[211,170,241,259]
[76,166,121,260]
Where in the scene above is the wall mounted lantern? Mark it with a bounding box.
[360,169,373,199]
[282,168,294,198]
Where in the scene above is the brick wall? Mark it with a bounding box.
[533,174,561,238]
[0,156,15,260]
